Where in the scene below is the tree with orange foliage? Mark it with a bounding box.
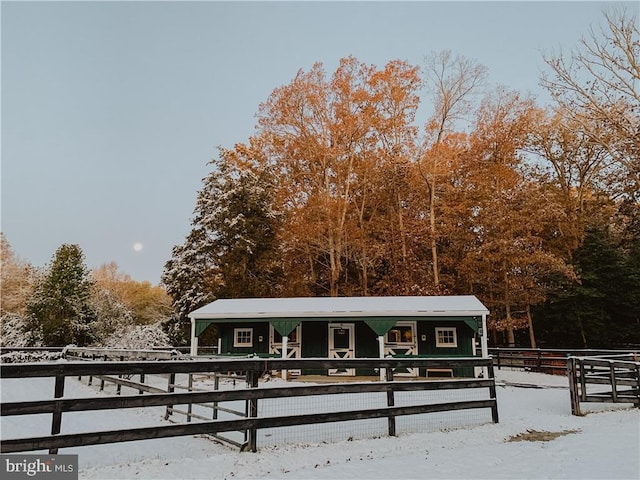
[527,109,620,258]
[458,88,574,346]
[419,51,487,291]
[259,56,421,296]
[93,262,171,325]
[0,233,37,317]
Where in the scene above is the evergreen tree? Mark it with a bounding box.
[535,227,640,347]
[27,244,96,346]
[161,227,217,344]
[162,145,282,338]
[201,149,283,299]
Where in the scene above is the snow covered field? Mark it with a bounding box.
[1,369,638,480]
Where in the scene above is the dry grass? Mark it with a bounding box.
[506,429,581,442]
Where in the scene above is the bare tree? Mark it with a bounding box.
[541,8,640,194]
[420,50,487,289]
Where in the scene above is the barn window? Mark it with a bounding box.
[435,327,457,347]
[386,322,416,345]
[234,328,253,347]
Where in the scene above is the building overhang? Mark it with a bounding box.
[190,296,489,337]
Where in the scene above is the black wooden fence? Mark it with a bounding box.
[0,357,498,453]
[567,355,640,415]
[489,348,638,375]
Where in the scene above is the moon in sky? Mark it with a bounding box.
[133,242,144,252]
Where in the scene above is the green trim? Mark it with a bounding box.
[195,319,215,337]
[463,318,480,333]
[194,315,481,337]
[363,319,398,336]
[270,319,301,337]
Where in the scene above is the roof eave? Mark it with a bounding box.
[190,310,488,320]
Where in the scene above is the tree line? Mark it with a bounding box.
[1,236,175,347]
[163,8,639,348]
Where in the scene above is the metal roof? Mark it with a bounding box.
[189,296,489,319]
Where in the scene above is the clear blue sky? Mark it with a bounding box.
[1,1,633,284]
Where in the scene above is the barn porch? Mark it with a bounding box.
[188,296,490,378]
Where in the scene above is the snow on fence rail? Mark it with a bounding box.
[567,355,640,416]
[63,346,181,361]
[0,357,498,454]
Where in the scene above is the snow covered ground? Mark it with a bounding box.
[1,369,638,480]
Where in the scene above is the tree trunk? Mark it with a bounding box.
[397,191,408,265]
[578,317,588,348]
[526,304,536,349]
[429,176,440,290]
[504,265,515,347]
[328,235,339,297]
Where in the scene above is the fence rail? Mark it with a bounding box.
[63,347,180,361]
[567,356,640,415]
[1,357,497,453]
[489,348,638,375]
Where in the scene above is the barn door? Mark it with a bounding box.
[328,324,355,376]
[269,324,302,376]
[384,321,418,377]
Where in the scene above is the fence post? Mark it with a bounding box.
[187,373,193,422]
[213,373,219,420]
[88,356,93,386]
[578,358,587,402]
[164,373,176,420]
[496,348,501,370]
[635,364,640,408]
[246,368,259,452]
[49,375,65,454]
[487,361,499,423]
[385,367,396,436]
[116,356,124,395]
[609,362,618,403]
[567,357,581,416]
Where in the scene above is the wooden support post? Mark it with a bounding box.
[281,336,288,381]
[579,358,587,402]
[378,336,386,381]
[213,374,219,420]
[49,375,65,454]
[609,362,618,403]
[246,369,259,452]
[386,367,396,437]
[116,356,124,395]
[189,317,198,356]
[567,357,581,416]
[487,362,499,423]
[165,373,176,420]
[139,373,145,395]
[635,363,640,408]
[187,373,193,422]
[496,348,501,370]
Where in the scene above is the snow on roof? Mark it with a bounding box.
[189,296,488,319]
